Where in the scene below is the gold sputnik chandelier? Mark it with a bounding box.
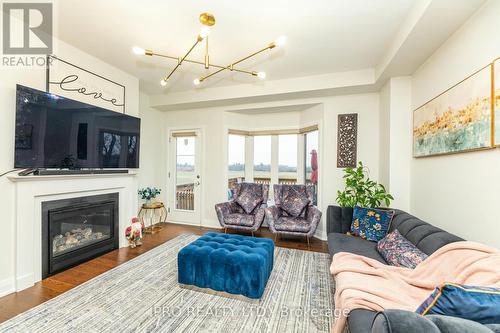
[132,12,286,87]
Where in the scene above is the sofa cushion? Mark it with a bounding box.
[274,216,311,233]
[371,309,441,333]
[327,232,386,263]
[235,183,263,214]
[327,206,353,234]
[426,315,495,333]
[377,230,428,268]
[274,184,314,218]
[351,207,394,242]
[389,210,463,255]
[348,309,379,333]
[417,283,500,325]
[281,187,310,217]
[224,213,254,227]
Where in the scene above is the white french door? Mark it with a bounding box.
[168,130,202,225]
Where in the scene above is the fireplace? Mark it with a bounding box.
[42,193,119,278]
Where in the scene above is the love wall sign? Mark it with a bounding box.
[46,55,126,113]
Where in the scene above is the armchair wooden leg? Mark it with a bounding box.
[252,231,254,237]
[274,233,278,242]
[306,236,310,248]
[224,228,227,234]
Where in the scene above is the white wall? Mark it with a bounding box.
[160,93,380,240]
[410,0,500,248]
[320,94,381,230]
[138,93,167,202]
[379,83,390,189]
[0,39,139,296]
[379,77,412,211]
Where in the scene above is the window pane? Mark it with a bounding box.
[176,136,195,210]
[278,134,297,185]
[305,130,318,204]
[253,135,271,184]
[228,134,245,195]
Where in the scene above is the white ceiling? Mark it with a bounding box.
[56,0,417,94]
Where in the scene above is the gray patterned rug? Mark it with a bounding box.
[0,234,335,333]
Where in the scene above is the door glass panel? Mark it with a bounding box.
[253,135,271,185]
[175,136,195,210]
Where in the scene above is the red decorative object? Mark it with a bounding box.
[310,149,318,185]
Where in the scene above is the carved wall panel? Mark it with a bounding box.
[337,113,358,168]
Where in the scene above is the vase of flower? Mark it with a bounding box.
[138,187,162,208]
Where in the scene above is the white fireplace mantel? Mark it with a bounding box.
[8,172,138,292]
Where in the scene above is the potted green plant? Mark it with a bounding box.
[336,162,393,208]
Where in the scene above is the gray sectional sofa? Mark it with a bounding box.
[326,205,468,333]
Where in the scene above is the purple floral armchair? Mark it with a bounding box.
[215,183,269,235]
[265,184,321,244]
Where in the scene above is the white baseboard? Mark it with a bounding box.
[16,273,34,292]
[166,219,217,229]
[202,219,222,229]
[313,229,327,241]
[0,277,15,298]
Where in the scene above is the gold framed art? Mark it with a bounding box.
[413,64,494,158]
[494,57,500,146]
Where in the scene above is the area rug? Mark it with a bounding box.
[0,234,335,333]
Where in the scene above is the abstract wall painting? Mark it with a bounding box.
[495,58,500,146]
[413,65,493,157]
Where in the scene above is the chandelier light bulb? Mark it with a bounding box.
[193,78,201,85]
[275,36,287,47]
[132,46,146,55]
[160,79,168,86]
[199,26,210,39]
[257,72,266,79]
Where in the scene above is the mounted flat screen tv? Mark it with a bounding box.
[15,85,140,169]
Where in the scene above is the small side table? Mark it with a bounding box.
[138,202,167,234]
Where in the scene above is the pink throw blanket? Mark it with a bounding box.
[330,241,500,333]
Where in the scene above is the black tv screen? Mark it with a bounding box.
[15,85,140,169]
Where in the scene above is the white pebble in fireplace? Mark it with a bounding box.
[7,173,138,293]
[53,228,106,254]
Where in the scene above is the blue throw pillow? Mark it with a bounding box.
[416,283,500,325]
[350,207,394,242]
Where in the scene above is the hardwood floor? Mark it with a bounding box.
[0,223,328,324]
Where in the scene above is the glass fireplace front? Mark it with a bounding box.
[50,203,113,257]
[42,193,119,278]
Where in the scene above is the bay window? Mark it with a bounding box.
[278,134,297,185]
[228,134,246,192]
[253,135,272,185]
[227,127,319,203]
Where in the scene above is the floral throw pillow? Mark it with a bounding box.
[235,184,263,214]
[377,230,428,268]
[281,187,310,217]
[350,207,394,242]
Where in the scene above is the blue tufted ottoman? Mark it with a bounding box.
[178,232,274,299]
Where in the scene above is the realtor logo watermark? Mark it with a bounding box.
[2,1,54,67]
